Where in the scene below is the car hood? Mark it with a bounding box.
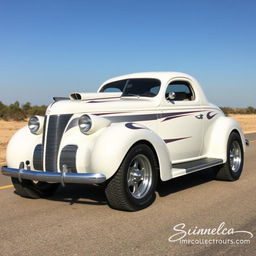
[47,96,159,116]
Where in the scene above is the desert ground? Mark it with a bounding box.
[0,120,27,165]
[0,114,255,165]
[229,114,256,134]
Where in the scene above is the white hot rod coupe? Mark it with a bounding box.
[2,72,247,211]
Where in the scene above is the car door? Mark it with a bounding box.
[159,79,204,162]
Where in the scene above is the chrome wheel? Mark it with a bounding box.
[215,132,244,181]
[127,154,153,199]
[105,144,158,211]
[229,141,242,173]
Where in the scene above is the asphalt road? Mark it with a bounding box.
[0,134,255,256]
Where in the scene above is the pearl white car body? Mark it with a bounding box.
[2,72,246,211]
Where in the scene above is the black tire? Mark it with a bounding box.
[11,178,59,199]
[215,132,244,181]
[105,144,159,211]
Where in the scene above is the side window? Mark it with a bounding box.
[166,81,194,101]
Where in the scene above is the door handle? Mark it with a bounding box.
[195,114,203,119]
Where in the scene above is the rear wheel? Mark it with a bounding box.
[105,144,158,211]
[215,132,244,181]
[11,178,59,199]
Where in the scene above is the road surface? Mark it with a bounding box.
[0,134,255,256]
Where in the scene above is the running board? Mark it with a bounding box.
[171,158,223,178]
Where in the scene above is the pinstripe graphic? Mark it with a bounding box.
[207,111,218,119]
[106,113,158,123]
[161,110,203,122]
[94,112,128,116]
[164,137,191,144]
[65,110,203,132]
[124,123,191,144]
[125,123,145,130]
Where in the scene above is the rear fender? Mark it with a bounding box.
[204,116,246,162]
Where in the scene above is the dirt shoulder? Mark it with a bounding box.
[0,120,27,165]
[229,114,256,134]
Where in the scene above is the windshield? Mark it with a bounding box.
[100,78,161,97]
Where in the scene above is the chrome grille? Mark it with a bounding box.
[59,145,78,173]
[33,144,43,170]
[44,114,72,172]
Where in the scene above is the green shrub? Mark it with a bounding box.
[0,101,47,121]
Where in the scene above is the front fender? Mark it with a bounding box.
[204,116,246,162]
[6,126,43,169]
[90,123,172,181]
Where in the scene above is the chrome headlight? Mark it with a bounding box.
[79,115,92,134]
[28,116,44,135]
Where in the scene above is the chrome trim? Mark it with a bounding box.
[59,145,78,173]
[229,141,242,173]
[185,159,223,174]
[45,114,72,172]
[53,97,69,101]
[33,144,43,170]
[1,166,106,185]
[127,154,153,199]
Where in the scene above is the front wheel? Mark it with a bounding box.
[105,144,159,211]
[215,132,244,181]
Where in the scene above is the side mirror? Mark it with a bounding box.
[167,92,176,101]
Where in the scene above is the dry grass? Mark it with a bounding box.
[0,115,255,165]
[229,114,256,134]
[0,120,27,165]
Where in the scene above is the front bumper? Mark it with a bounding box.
[1,166,106,186]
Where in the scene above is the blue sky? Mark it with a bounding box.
[0,0,255,107]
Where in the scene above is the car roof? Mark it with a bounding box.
[97,71,208,105]
[100,72,195,85]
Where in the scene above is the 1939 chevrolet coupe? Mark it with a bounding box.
[1,72,247,211]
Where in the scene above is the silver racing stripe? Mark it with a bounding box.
[65,113,158,132]
[65,110,203,132]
